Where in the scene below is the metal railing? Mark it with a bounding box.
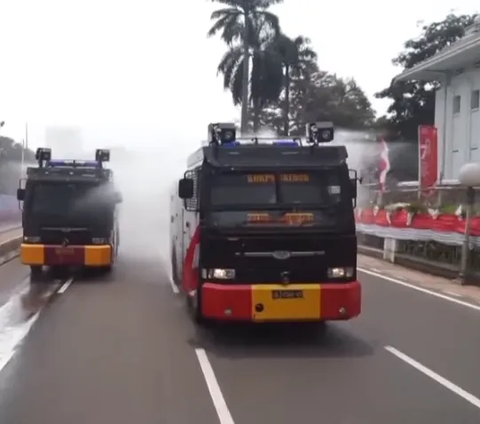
[358,180,476,208]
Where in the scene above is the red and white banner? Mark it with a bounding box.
[418,125,438,197]
[355,207,480,247]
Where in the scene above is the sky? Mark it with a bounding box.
[0,0,478,151]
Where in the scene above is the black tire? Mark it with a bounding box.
[186,289,206,325]
[30,265,43,284]
[99,265,112,274]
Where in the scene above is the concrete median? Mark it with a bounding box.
[0,229,22,266]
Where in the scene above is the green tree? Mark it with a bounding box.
[278,70,375,134]
[0,136,35,195]
[208,0,283,133]
[215,14,283,132]
[375,13,477,139]
[267,34,317,135]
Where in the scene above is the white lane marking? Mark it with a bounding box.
[358,267,480,312]
[57,278,74,294]
[195,348,235,424]
[385,345,480,409]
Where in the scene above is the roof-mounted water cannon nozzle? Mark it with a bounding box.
[95,149,110,163]
[35,147,52,167]
[208,123,236,146]
[306,122,334,145]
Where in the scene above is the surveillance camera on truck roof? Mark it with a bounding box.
[206,121,334,146]
[190,121,344,169]
[29,148,113,181]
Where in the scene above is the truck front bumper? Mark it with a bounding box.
[200,281,361,322]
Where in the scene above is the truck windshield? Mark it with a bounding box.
[209,171,342,207]
[26,182,115,223]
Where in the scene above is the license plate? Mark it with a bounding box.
[272,290,304,300]
[55,247,75,255]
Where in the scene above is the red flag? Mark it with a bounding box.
[418,125,438,197]
[378,138,391,192]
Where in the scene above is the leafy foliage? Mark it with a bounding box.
[208,0,284,132]
[255,69,375,135]
[208,2,376,134]
[0,136,35,195]
[375,13,477,139]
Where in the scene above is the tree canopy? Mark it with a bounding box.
[0,135,35,195]
[375,13,477,139]
[208,0,376,135]
[208,0,284,133]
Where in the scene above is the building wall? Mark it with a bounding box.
[435,67,480,180]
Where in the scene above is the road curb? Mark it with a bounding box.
[0,224,21,235]
[0,236,22,266]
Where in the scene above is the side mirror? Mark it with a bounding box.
[114,191,123,204]
[17,188,25,201]
[178,178,194,199]
[350,179,357,199]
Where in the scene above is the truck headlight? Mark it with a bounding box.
[207,269,235,279]
[23,236,40,243]
[328,267,354,279]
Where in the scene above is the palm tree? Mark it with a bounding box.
[268,34,317,135]
[216,38,283,131]
[208,0,283,134]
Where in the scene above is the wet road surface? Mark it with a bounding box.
[0,255,479,423]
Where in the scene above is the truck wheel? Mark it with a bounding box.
[30,266,43,284]
[186,289,206,325]
[99,265,112,274]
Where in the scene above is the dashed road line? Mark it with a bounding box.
[386,345,480,410]
[57,277,74,294]
[195,348,235,424]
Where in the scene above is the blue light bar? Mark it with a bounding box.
[273,140,299,146]
[222,141,241,147]
[47,159,101,168]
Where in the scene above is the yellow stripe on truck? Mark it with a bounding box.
[84,245,112,266]
[251,283,321,322]
[20,244,44,265]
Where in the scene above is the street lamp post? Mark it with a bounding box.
[458,163,480,284]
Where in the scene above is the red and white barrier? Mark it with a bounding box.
[355,207,479,247]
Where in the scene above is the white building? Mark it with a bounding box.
[393,16,480,181]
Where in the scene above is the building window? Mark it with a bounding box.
[471,90,480,110]
[453,95,461,114]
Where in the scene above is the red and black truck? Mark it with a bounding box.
[170,122,361,324]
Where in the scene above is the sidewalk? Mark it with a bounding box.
[358,254,480,306]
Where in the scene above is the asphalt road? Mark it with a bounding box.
[0,254,479,423]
